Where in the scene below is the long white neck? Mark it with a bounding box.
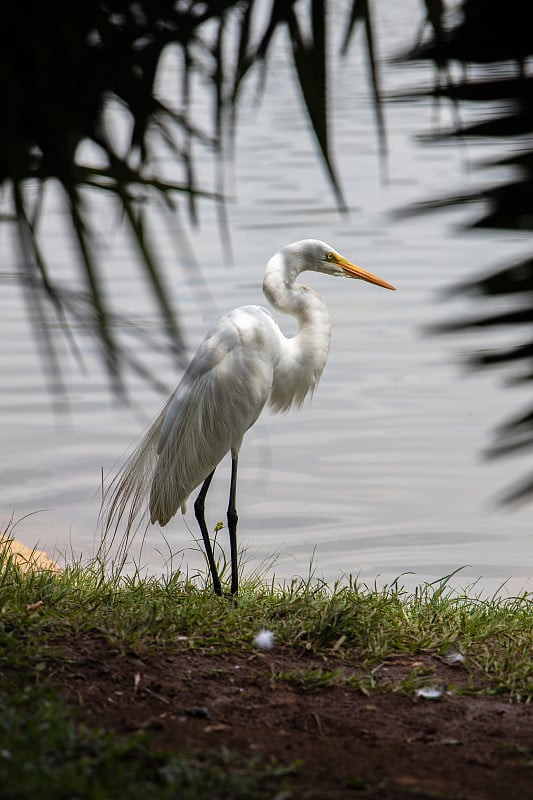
[262,250,332,411]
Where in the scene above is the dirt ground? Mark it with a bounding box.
[45,634,533,799]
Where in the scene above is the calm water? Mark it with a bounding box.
[1,1,532,593]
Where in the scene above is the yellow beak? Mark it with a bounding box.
[336,255,396,291]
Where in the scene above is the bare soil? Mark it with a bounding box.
[49,634,533,799]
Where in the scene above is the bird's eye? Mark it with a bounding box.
[326,252,335,262]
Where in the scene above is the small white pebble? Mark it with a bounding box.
[253,628,275,650]
[443,648,465,665]
[415,685,444,701]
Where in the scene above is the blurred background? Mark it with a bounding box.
[1,0,532,592]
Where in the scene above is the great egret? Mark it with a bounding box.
[105,239,395,595]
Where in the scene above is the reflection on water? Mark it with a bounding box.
[1,0,532,594]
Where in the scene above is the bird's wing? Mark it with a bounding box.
[149,307,275,525]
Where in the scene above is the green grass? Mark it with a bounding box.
[2,551,533,693]
[2,551,533,695]
[2,540,533,797]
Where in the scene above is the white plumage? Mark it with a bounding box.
[104,239,395,595]
[253,628,275,650]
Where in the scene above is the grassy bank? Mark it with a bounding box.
[1,544,533,798]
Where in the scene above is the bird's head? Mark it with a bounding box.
[283,239,395,290]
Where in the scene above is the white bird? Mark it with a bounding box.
[105,239,395,595]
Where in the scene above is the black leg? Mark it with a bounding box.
[227,453,239,595]
[194,470,223,596]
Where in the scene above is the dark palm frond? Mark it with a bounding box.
[407,0,533,65]
[0,0,227,395]
[232,0,291,98]
[231,0,351,209]
[2,0,387,397]
[287,0,346,211]
[440,258,533,299]
[181,45,198,226]
[12,183,68,402]
[396,0,533,502]
[341,0,387,176]
[432,310,533,335]
[119,187,186,359]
